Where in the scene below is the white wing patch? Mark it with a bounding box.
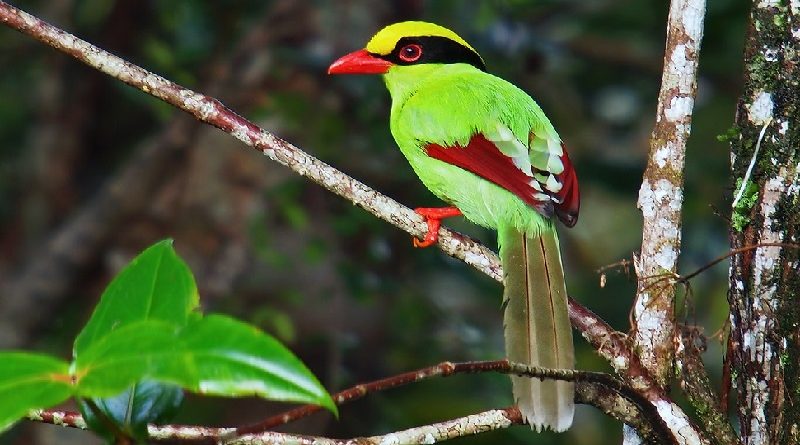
[531,133,564,175]
[486,122,564,198]
[486,121,533,176]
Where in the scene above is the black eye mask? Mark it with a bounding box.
[375,36,486,71]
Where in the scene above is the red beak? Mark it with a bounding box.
[328,49,393,75]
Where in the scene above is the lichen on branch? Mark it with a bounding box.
[633,0,706,389]
[727,2,800,443]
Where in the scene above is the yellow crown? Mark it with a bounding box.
[365,21,479,56]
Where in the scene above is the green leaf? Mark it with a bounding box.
[79,381,183,441]
[0,352,72,433]
[74,321,191,397]
[74,317,335,414]
[182,315,336,413]
[71,241,197,438]
[74,240,199,357]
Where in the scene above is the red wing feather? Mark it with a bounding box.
[425,135,580,227]
[425,134,553,218]
[553,143,579,227]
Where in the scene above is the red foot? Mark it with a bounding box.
[412,207,462,248]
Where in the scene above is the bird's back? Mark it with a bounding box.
[390,65,556,148]
[388,64,561,234]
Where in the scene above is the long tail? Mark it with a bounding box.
[499,225,574,432]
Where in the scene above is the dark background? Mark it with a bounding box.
[0,1,744,443]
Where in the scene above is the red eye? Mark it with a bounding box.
[398,44,422,62]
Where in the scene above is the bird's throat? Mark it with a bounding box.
[382,64,445,105]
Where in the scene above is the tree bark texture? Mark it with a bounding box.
[728,2,800,445]
[634,0,705,386]
[629,1,706,443]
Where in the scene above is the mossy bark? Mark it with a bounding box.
[728,2,800,445]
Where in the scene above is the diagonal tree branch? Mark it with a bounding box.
[31,360,672,444]
[0,1,501,283]
[32,398,662,445]
[571,300,707,445]
[0,2,704,443]
[236,360,671,443]
[676,329,740,445]
[29,407,522,445]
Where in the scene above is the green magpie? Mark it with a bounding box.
[328,21,580,432]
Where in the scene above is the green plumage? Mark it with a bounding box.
[387,64,560,235]
[330,22,578,432]
[385,62,575,432]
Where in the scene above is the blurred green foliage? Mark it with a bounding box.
[0,0,748,443]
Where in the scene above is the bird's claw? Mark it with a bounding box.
[413,217,441,248]
[412,207,462,248]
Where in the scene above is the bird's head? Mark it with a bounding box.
[328,21,485,76]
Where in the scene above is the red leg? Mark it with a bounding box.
[412,207,462,248]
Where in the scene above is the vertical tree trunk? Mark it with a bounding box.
[728,2,799,445]
[633,0,705,386]
[628,1,706,443]
[623,4,706,445]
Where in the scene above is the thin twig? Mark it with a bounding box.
[636,242,800,295]
[680,242,798,283]
[596,257,633,288]
[596,258,633,276]
[32,360,674,444]
[236,360,663,437]
[628,241,800,335]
